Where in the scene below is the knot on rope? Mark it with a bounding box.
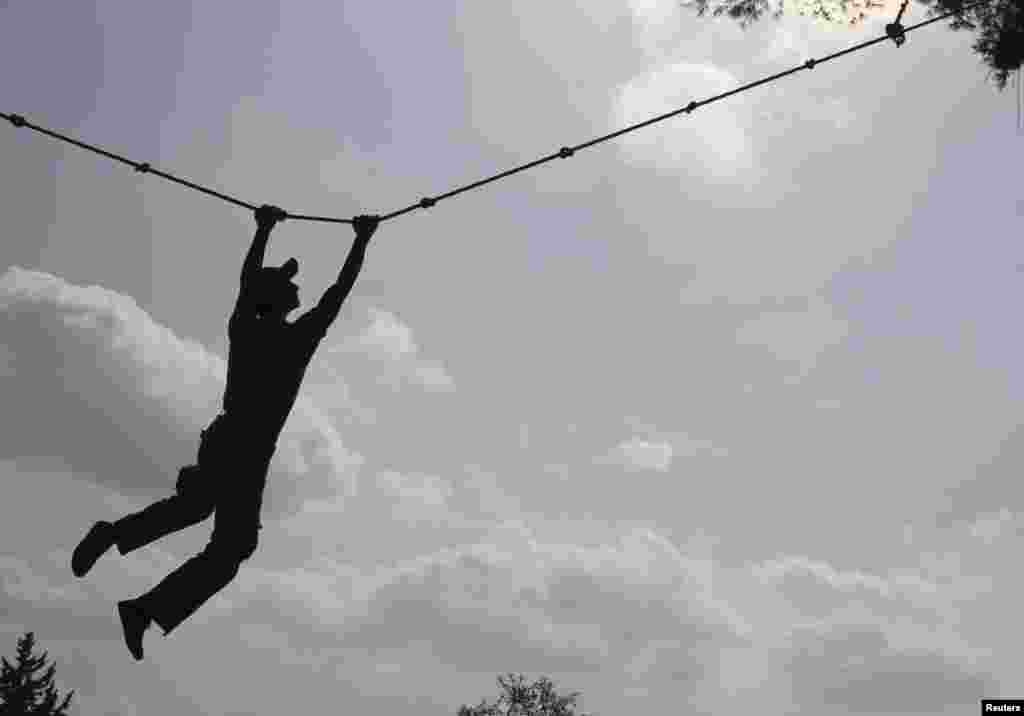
[419,197,436,209]
[8,114,25,128]
[887,0,909,47]
[685,101,698,113]
[135,162,151,173]
[558,146,574,159]
[886,23,907,46]
[804,59,817,69]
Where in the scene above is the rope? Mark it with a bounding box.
[1,0,993,227]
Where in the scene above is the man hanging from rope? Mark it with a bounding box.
[70,205,380,660]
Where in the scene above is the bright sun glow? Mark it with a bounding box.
[789,0,908,28]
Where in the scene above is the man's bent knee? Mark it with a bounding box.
[174,466,216,517]
[204,534,258,564]
[177,491,216,523]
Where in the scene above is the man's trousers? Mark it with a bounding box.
[111,413,275,635]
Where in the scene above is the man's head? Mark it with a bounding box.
[254,258,300,319]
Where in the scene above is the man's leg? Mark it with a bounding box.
[132,465,267,637]
[115,415,225,556]
[111,465,216,555]
[72,466,214,578]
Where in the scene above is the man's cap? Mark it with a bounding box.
[258,258,299,285]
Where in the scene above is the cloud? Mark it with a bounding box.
[0,555,90,604]
[756,94,858,133]
[626,0,690,56]
[6,447,1011,716]
[786,622,993,714]
[225,517,1006,713]
[239,522,750,695]
[754,555,946,619]
[597,430,726,473]
[600,437,675,471]
[751,22,812,65]
[0,342,15,378]
[744,550,999,713]
[0,266,223,429]
[0,266,362,521]
[965,508,1018,545]
[260,460,528,570]
[666,431,730,458]
[326,307,455,393]
[612,61,756,182]
[734,296,849,376]
[376,470,454,508]
[370,470,457,528]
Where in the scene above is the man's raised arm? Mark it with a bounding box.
[234,205,287,320]
[301,215,380,332]
[241,205,287,285]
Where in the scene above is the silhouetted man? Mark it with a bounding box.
[71,204,380,660]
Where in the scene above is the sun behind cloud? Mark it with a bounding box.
[789,0,908,28]
[612,61,757,182]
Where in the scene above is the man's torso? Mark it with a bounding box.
[221,311,323,444]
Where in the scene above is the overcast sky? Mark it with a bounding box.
[2,1,1023,714]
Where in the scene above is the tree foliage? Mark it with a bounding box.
[457,674,593,716]
[0,632,75,716]
[680,0,1023,90]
